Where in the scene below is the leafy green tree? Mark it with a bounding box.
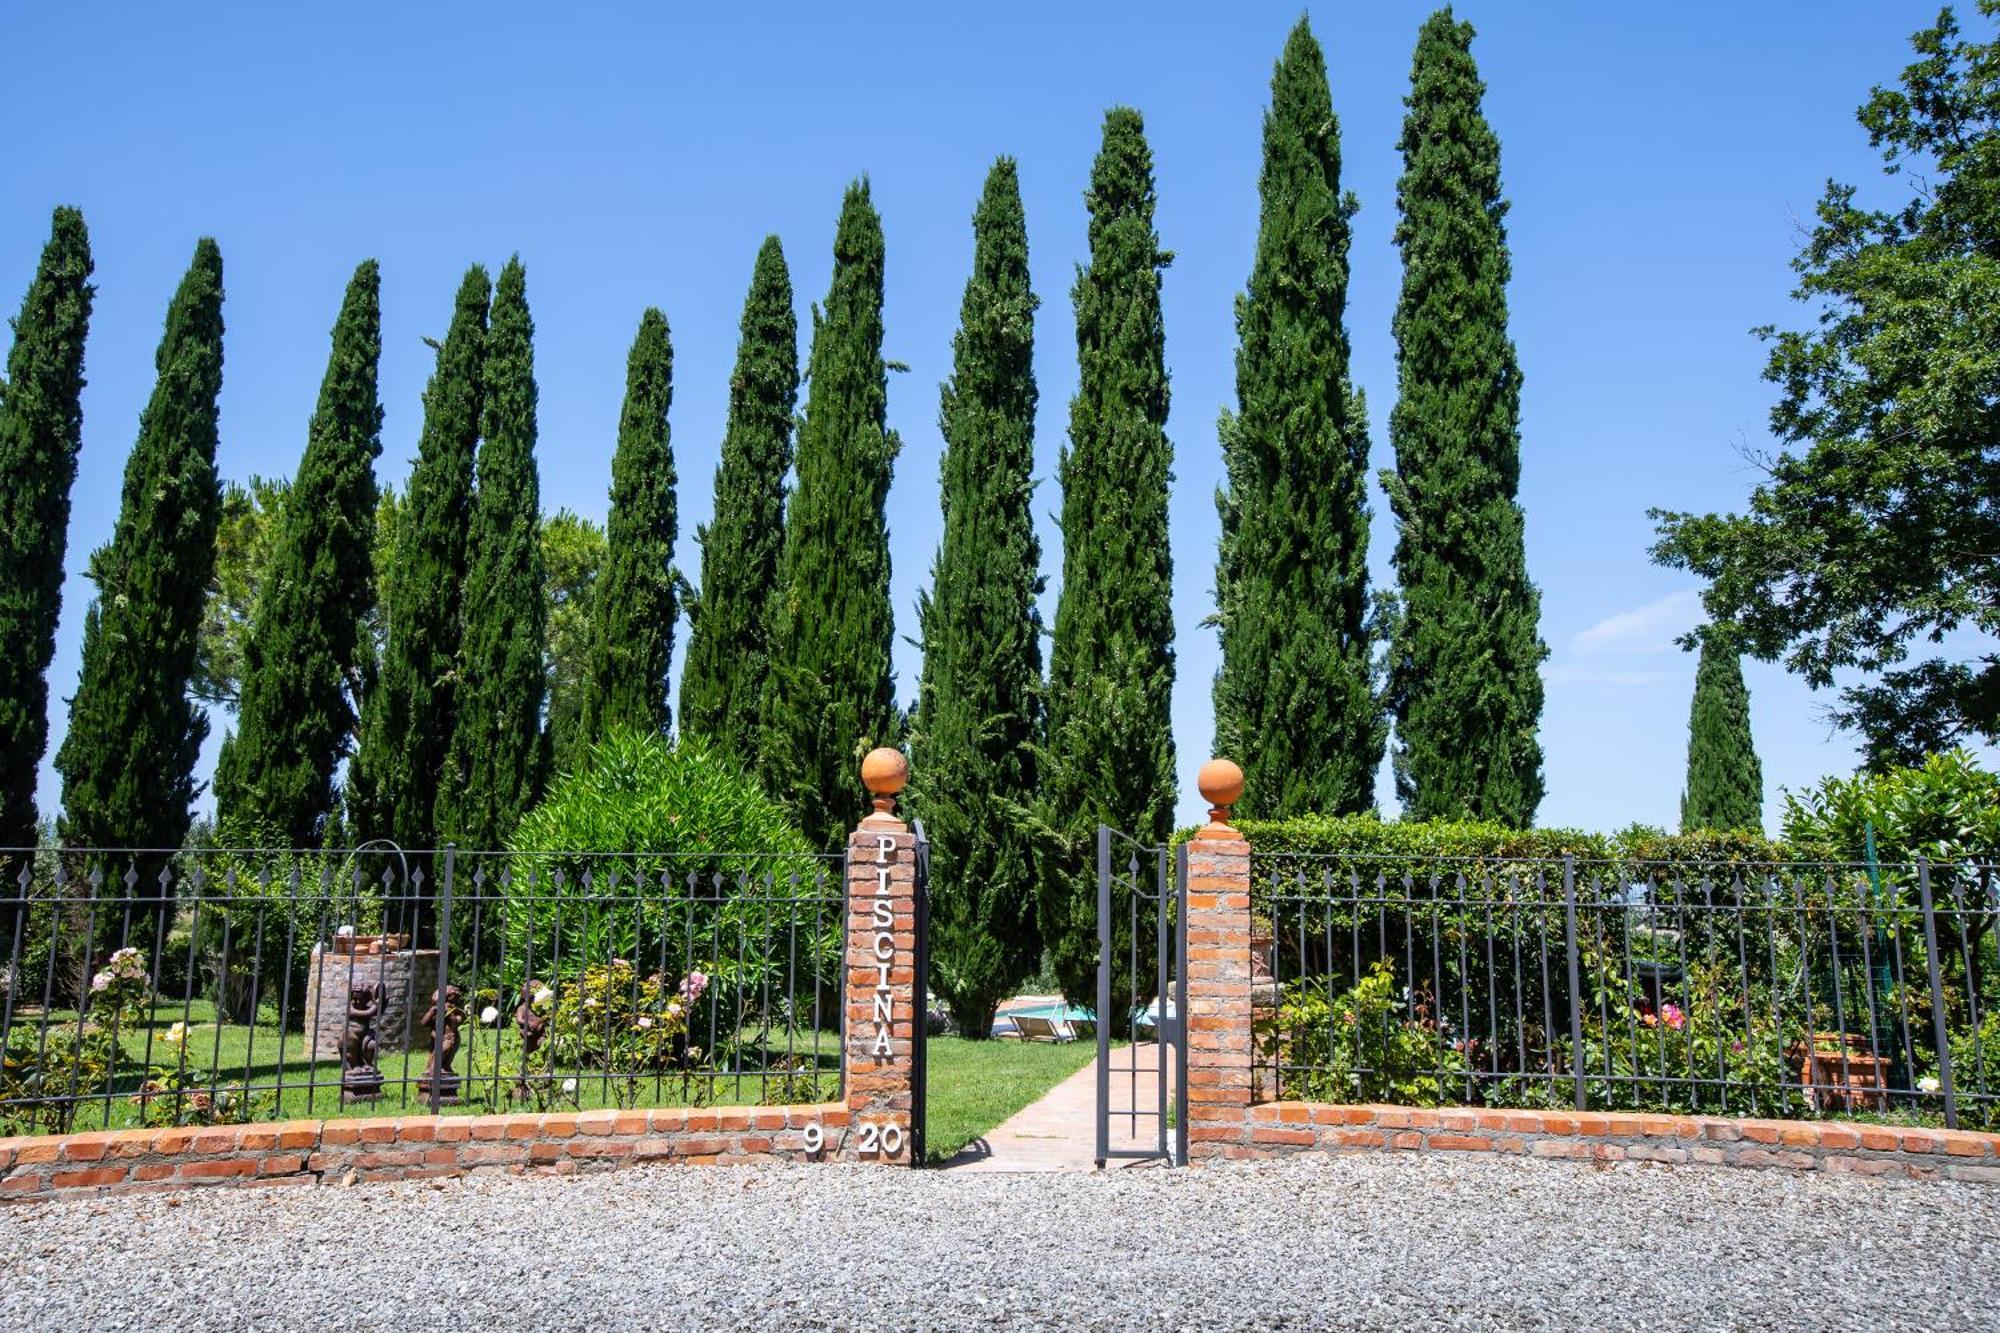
[541,509,607,776]
[1383,10,1546,826]
[910,158,1045,1040]
[579,308,677,748]
[214,261,382,847]
[679,239,798,775]
[0,207,93,852]
[1040,109,1177,1009]
[1680,631,1762,833]
[1214,18,1381,818]
[439,256,545,850]
[56,238,226,863]
[1653,4,2000,770]
[349,265,488,848]
[761,183,900,849]
[195,476,288,708]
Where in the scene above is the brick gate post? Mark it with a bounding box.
[1184,758,1253,1161]
[841,747,918,1163]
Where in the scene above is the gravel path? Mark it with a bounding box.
[2,1155,1993,1330]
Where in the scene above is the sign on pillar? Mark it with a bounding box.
[844,746,915,1162]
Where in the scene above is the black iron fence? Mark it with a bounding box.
[1250,854,2000,1130]
[0,845,846,1136]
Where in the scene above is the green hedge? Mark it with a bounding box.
[1180,813,1793,870]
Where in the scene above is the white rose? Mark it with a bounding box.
[480,1006,499,1026]
[561,1078,578,1095]
[533,987,554,1006]
[1918,1075,1942,1095]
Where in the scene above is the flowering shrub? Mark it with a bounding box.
[0,1024,116,1135]
[524,961,712,1108]
[1257,960,1470,1107]
[130,1020,268,1128]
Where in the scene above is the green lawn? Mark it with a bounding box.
[921,1035,1098,1165]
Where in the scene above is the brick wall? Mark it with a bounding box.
[1206,1102,2000,1184]
[0,1104,849,1201]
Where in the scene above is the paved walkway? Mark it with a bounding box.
[941,1041,1173,1171]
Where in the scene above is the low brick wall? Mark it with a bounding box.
[1192,1102,2000,1184]
[0,1103,849,1202]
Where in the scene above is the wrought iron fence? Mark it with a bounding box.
[1250,854,2000,1130]
[0,844,846,1137]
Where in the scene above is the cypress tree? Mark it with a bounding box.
[910,158,1044,1040]
[679,239,798,772]
[438,256,546,851]
[761,183,899,850]
[349,264,489,848]
[0,207,94,854]
[56,238,225,865]
[1681,630,1762,833]
[578,307,677,744]
[1214,18,1381,818]
[214,261,383,846]
[1040,108,1177,1009]
[1384,9,1546,825]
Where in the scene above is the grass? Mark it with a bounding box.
[3,1000,840,1135]
[921,1034,1099,1165]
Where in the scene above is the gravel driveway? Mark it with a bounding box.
[2,1154,1992,1330]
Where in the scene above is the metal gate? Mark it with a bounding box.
[1093,827,1187,1167]
[909,820,931,1167]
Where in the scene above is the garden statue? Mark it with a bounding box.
[340,982,384,1102]
[513,978,550,1099]
[416,984,465,1104]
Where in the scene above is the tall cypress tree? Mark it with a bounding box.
[1681,630,1762,833]
[578,307,676,744]
[438,256,545,850]
[56,238,225,864]
[1214,18,1381,818]
[910,158,1044,1040]
[214,261,383,846]
[1040,108,1177,1008]
[349,264,489,848]
[1384,9,1546,825]
[0,207,94,854]
[679,239,798,772]
[761,183,899,850]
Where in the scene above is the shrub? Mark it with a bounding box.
[505,730,820,967]
[505,732,838,1046]
[1781,749,2000,866]
[523,960,707,1108]
[1256,959,1470,1106]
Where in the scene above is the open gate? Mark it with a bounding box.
[1094,827,1187,1167]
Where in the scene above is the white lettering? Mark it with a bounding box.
[871,1028,893,1057]
[873,931,895,961]
[871,898,895,929]
[873,991,893,1026]
[876,866,893,895]
[877,834,897,862]
[874,961,892,989]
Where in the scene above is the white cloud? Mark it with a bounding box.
[1542,665,1670,688]
[1571,588,1704,658]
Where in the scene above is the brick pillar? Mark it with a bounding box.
[841,747,917,1164]
[1184,758,1253,1161]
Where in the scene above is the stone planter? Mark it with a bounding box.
[300,943,440,1061]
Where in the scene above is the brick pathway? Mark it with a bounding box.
[941,1041,1174,1172]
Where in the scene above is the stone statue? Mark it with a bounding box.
[513,979,549,1100]
[416,984,465,1104]
[340,982,384,1102]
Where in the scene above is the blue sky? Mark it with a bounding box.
[0,1,1972,835]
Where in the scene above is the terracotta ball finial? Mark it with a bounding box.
[861,746,909,818]
[1197,757,1244,835]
